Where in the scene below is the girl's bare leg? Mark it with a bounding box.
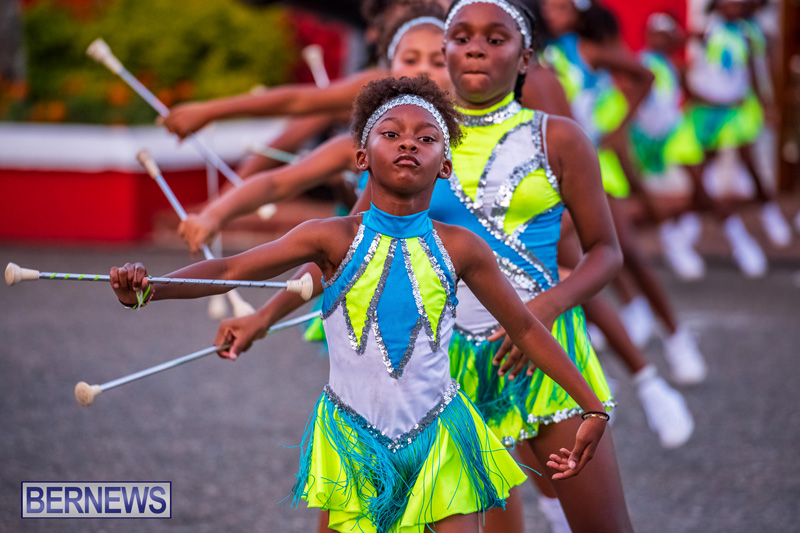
[318,510,335,533]
[482,485,525,533]
[529,418,633,533]
[431,512,480,533]
[610,197,679,335]
[583,296,647,374]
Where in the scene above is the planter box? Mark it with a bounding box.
[0,120,284,243]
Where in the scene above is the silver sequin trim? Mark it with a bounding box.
[360,95,451,157]
[445,0,532,49]
[527,399,618,426]
[401,240,440,353]
[322,232,382,354]
[431,229,458,283]
[453,324,499,344]
[417,237,457,315]
[459,99,522,128]
[322,224,365,289]
[387,17,445,61]
[365,238,397,357]
[448,173,557,288]
[323,379,461,452]
[494,252,542,299]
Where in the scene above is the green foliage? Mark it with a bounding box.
[4,0,297,124]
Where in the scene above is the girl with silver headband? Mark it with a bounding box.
[421,0,633,530]
[164,75,612,533]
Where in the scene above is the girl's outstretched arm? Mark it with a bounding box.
[446,224,608,479]
[161,70,385,139]
[111,217,352,304]
[179,134,357,253]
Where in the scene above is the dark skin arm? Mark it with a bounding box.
[161,69,384,139]
[440,222,608,480]
[179,134,357,253]
[521,63,573,118]
[236,114,346,177]
[111,215,358,311]
[489,117,622,378]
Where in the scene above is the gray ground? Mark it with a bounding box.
[1,245,799,532]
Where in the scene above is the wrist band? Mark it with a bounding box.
[120,284,154,310]
[581,411,610,421]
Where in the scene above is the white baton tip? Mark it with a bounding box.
[301,44,324,64]
[5,262,39,286]
[286,272,314,301]
[75,382,102,407]
[86,38,123,74]
[136,149,161,178]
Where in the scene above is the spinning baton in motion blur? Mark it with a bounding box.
[86,38,243,187]
[73,310,321,406]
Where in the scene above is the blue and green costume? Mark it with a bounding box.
[686,15,764,150]
[631,50,704,175]
[292,205,525,532]
[544,33,631,198]
[429,95,615,447]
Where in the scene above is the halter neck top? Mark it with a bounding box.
[321,205,459,443]
[429,94,563,339]
[687,15,751,104]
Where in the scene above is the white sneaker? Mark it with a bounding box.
[538,496,571,533]
[635,365,695,448]
[207,294,228,319]
[724,215,768,278]
[678,212,702,244]
[760,202,792,247]
[620,296,655,348]
[663,326,708,385]
[659,221,706,281]
[586,323,607,351]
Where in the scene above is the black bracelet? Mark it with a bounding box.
[581,411,610,421]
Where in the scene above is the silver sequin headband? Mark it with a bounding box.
[360,94,451,157]
[445,0,532,49]
[573,0,591,12]
[387,17,446,61]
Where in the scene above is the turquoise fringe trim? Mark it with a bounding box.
[291,391,510,533]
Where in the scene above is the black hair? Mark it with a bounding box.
[445,0,542,101]
[352,75,463,149]
[377,1,447,62]
[576,3,620,43]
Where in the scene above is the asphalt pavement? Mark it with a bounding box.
[1,244,799,532]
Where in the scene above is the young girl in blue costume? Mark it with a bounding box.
[109,76,611,533]
[431,2,632,531]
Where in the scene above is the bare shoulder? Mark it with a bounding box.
[431,222,490,273]
[543,114,586,144]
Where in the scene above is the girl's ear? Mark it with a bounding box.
[519,47,533,75]
[438,158,453,180]
[355,148,369,171]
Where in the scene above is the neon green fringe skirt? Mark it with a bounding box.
[688,94,764,151]
[449,307,616,446]
[291,388,527,532]
[631,117,705,175]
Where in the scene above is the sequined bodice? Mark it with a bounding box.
[321,205,459,440]
[429,95,563,337]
